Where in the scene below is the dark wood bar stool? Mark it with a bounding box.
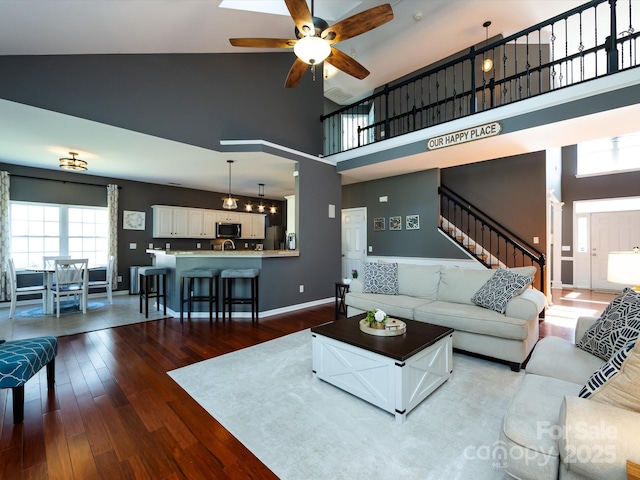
[221,268,259,322]
[179,267,220,323]
[138,266,168,318]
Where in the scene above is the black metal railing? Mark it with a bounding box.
[439,186,546,294]
[321,0,639,155]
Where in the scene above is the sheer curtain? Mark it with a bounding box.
[0,171,9,300]
[107,184,119,289]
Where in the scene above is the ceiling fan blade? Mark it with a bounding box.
[284,0,314,36]
[285,57,309,88]
[325,47,369,80]
[229,38,296,49]
[322,4,394,44]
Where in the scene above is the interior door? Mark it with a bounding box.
[341,208,367,279]
[591,210,640,290]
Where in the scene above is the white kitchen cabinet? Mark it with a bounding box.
[240,213,265,239]
[187,209,217,238]
[152,205,189,238]
[217,211,240,223]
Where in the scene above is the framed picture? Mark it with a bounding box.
[389,216,402,231]
[406,215,420,230]
[373,217,385,231]
[123,210,146,230]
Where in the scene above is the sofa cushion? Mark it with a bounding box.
[579,339,640,413]
[413,301,530,340]
[576,288,640,360]
[397,264,441,299]
[345,292,431,320]
[362,262,399,295]
[500,373,582,480]
[471,268,533,314]
[437,267,494,305]
[525,336,605,385]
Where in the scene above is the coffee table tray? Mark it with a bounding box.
[359,318,406,336]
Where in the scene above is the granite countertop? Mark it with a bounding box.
[146,249,299,258]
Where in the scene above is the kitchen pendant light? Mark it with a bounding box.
[222,160,238,210]
[482,21,493,73]
[257,183,265,213]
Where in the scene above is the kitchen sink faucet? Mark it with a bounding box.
[221,239,236,251]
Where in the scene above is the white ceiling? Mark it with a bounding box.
[0,0,632,198]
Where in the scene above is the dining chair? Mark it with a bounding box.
[43,255,71,270]
[6,258,47,319]
[88,255,115,304]
[52,258,88,318]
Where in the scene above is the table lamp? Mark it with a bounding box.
[607,247,640,291]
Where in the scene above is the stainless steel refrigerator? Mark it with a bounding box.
[264,225,285,250]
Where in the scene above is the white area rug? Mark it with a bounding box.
[169,330,522,479]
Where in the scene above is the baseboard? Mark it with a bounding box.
[164,297,334,319]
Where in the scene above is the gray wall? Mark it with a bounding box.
[0,52,342,308]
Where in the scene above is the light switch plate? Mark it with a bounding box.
[129,243,136,249]
[165,243,171,249]
[328,204,335,218]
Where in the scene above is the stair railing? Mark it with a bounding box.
[439,185,546,293]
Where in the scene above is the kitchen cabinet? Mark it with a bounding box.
[153,205,189,238]
[217,211,240,223]
[240,213,266,239]
[187,209,217,238]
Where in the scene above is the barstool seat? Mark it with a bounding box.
[221,268,260,322]
[139,266,168,318]
[180,268,220,323]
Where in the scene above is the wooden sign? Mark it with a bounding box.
[427,122,502,150]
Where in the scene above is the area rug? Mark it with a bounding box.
[15,300,107,318]
[169,330,522,479]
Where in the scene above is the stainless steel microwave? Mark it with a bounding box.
[216,222,241,238]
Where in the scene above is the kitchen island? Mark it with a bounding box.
[146,249,300,317]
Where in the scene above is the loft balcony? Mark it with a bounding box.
[321,0,639,157]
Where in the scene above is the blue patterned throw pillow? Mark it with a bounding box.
[577,288,640,361]
[471,268,533,314]
[363,262,399,295]
[579,339,636,399]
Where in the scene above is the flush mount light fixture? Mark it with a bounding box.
[222,160,238,210]
[482,21,494,73]
[59,152,87,171]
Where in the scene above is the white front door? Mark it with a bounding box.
[591,210,640,290]
[342,208,367,279]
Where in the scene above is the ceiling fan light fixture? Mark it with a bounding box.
[222,160,238,210]
[293,36,331,65]
[59,152,88,171]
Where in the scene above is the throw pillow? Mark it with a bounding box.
[576,288,640,361]
[579,339,640,413]
[470,267,533,314]
[363,262,399,295]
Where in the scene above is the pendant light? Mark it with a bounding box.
[222,160,238,210]
[257,183,265,213]
[482,21,493,73]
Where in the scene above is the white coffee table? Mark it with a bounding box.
[311,317,453,424]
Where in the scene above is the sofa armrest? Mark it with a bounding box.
[575,316,598,344]
[559,396,640,479]
[504,288,546,320]
[349,278,363,294]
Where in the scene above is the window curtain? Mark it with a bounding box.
[0,172,9,300]
[107,184,119,289]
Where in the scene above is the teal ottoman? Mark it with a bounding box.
[0,336,58,424]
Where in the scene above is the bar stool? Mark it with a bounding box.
[180,268,220,323]
[221,268,260,322]
[139,266,168,318]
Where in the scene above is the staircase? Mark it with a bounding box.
[438,186,546,295]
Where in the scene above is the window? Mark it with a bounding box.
[577,132,640,176]
[11,202,109,269]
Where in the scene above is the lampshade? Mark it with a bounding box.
[294,36,331,65]
[607,249,640,290]
[59,152,87,171]
[222,160,238,210]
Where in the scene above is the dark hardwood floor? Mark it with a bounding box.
[0,289,615,479]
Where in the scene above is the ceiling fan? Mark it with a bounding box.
[229,0,394,88]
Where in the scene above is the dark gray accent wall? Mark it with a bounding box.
[560,145,640,285]
[0,53,323,155]
[342,169,464,258]
[441,151,547,250]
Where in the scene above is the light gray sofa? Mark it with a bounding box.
[345,263,546,371]
[500,316,640,479]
